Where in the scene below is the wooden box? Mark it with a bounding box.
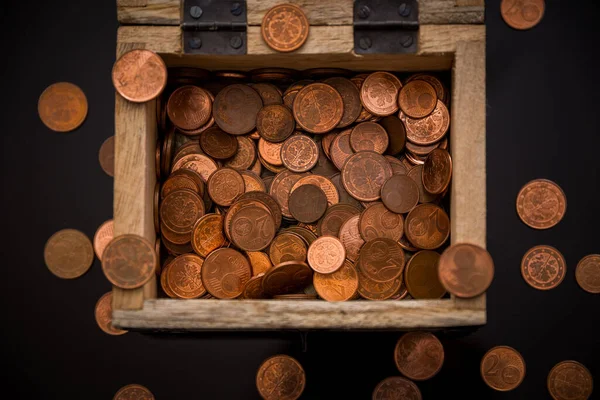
[112,0,486,331]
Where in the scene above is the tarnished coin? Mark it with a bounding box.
[201,248,252,298]
[381,174,420,214]
[257,104,296,142]
[256,355,306,400]
[318,203,361,237]
[191,214,226,257]
[481,346,526,392]
[241,170,266,192]
[291,175,339,206]
[161,171,201,199]
[359,202,404,241]
[213,84,263,135]
[269,232,307,265]
[44,229,94,279]
[400,100,450,145]
[251,83,283,105]
[225,136,257,170]
[575,254,600,294]
[405,150,426,166]
[379,116,406,156]
[207,167,245,206]
[407,74,448,104]
[160,188,205,235]
[386,156,408,176]
[321,131,337,159]
[259,137,285,166]
[94,292,127,336]
[160,261,177,298]
[342,151,393,202]
[406,139,443,157]
[247,251,273,276]
[360,72,402,116]
[167,85,212,130]
[307,236,346,274]
[330,128,355,170]
[408,165,439,203]
[172,154,218,182]
[281,134,319,172]
[238,191,283,230]
[330,173,363,209]
[261,3,310,53]
[521,245,566,290]
[516,179,566,230]
[99,136,115,176]
[167,254,206,299]
[113,384,155,400]
[289,184,328,223]
[398,80,438,119]
[547,361,593,400]
[230,203,276,251]
[313,259,359,301]
[405,250,446,299]
[293,83,344,134]
[242,273,267,299]
[422,148,452,195]
[324,77,362,128]
[349,122,389,154]
[358,272,402,301]
[339,215,365,262]
[199,126,238,159]
[269,170,310,218]
[439,243,494,298]
[405,204,450,250]
[358,238,405,282]
[262,261,313,296]
[501,0,545,30]
[112,49,167,103]
[102,235,156,289]
[38,82,88,132]
[395,332,444,381]
[372,377,422,400]
[93,220,114,261]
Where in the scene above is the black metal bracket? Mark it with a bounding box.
[353,0,419,54]
[183,0,247,55]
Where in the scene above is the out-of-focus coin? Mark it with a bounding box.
[207,167,245,206]
[408,165,438,203]
[391,281,409,300]
[321,131,337,160]
[501,0,545,30]
[395,332,444,381]
[213,84,263,135]
[251,83,283,105]
[330,128,354,170]
[160,260,177,298]
[231,202,276,251]
[44,229,94,279]
[167,254,206,299]
[405,150,425,166]
[274,293,317,300]
[342,151,393,201]
[258,137,285,166]
[380,116,406,156]
[360,72,402,116]
[269,232,307,265]
[167,85,212,130]
[202,248,251,298]
[386,156,408,176]
[318,203,360,237]
[481,346,526,392]
[285,227,318,246]
[112,49,167,103]
[349,122,389,154]
[99,136,115,176]
[372,376,422,400]
[358,238,405,282]
[225,136,257,170]
[262,261,313,296]
[289,184,328,223]
[251,67,299,83]
[307,236,346,274]
[358,272,402,301]
[339,215,365,262]
[575,254,600,294]
[162,234,193,256]
[94,292,127,336]
[381,174,420,214]
[359,202,404,241]
[191,214,226,257]
[256,355,306,400]
[38,82,88,132]
[172,154,218,182]
[313,259,359,301]
[406,139,443,157]
[247,252,273,276]
[521,245,566,290]
[399,234,419,252]
[238,191,283,230]
[269,170,310,218]
[422,148,452,195]
[324,77,362,128]
[113,384,155,400]
[161,171,200,199]
[281,134,319,172]
[405,250,445,299]
[160,188,205,236]
[241,170,266,192]
[439,243,494,298]
[330,173,363,209]
[293,83,344,134]
[398,80,438,119]
[547,360,593,400]
[400,100,450,145]
[102,235,156,289]
[257,104,296,142]
[406,74,448,104]
[405,204,450,249]
[93,220,114,261]
[516,179,566,230]
[242,273,267,299]
[261,4,309,53]
[199,126,238,159]
[291,175,339,206]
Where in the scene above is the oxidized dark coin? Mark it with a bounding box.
[324,77,362,128]
[395,332,445,381]
[405,204,450,250]
[342,151,393,202]
[386,156,408,176]
[257,104,296,142]
[358,238,405,282]
[349,122,389,154]
[99,136,115,177]
[381,174,420,214]
[380,115,406,155]
[330,173,363,209]
[291,175,339,206]
[269,170,310,218]
[422,148,452,195]
[113,384,155,400]
[213,84,263,135]
[288,185,327,224]
[439,243,495,298]
[281,134,319,172]
[293,83,344,134]
[199,126,238,159]
[167,85,212,130]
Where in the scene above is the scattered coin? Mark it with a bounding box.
[257,104,296,142]
[213,84,263,135]
[400,100,450,145]
[112,49,167,103]
[438,243,495,298]
[516,179,567,229]
[372,376,422,400]
[44,229,94,279]
[262,261,313,296]
[481,346,526,391]
[94,292,127,336]
[395,331,444,380]
[261,4,310,53]
[575,254,600,294]
[307,236,346,274]
[98,136,115,176]
[422,148,452,195]
[349,122,389,153]
[386,155,408,175]
[113,384,155,400]
[201,248,251,299]
[398,79,438,119]
[93,219,114,261]
[501,0,545,30]
[256,355,306,400]
[405,250,446,299]
[360,72,402,116]
[313,259,359,301]
[547,360,593,400]
[102,234,156,289]
[289,184,328,223]
[404,204,450,250]
[293,83,344,134]
[241,170,266,192]
[259,137,285,166]
[521,245,566,290]
[38,82,88,132]
[160,188,205,239]
[381,174,420,214]
[167,85,212,130]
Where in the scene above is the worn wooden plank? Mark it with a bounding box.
[117,0,181,25]
[117,26,182,54]
[421,0,486,24]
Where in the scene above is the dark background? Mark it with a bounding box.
[1,0,599,398]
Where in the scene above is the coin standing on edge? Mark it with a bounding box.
[394,331,444,381]
[422,148,452,195]
[261,4,310,53]
[575,254,600,294]
[113,384,155,400]
[501,0,545,30]
[112,49,167,103]
[438,243,494,298]
[99,136,115,177]
[256,355,306,400]
[481,346,526,392]
[38,82,88,132]
[547,360,593,400]
[102,235,157,289]
[44,229,94,279]
[516,179,567,230]
[95,292,127,336]
[521,245,566,290]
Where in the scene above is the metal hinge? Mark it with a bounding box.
[183,0,247,55]
[354,0,419,54]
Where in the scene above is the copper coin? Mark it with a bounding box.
[501,0,545,30]
[407,165,438,203]
[258,137,285,166]
[293,83,344,134]
[172,154,218,182]
[405,150,425,166]
[173,136,203,164]
[372,377,422,400]
[401,100,450,145]
[225,136,257,170]
[94,292,127,336]
[307,236,346,274]
[160,261,177,298]
[281,134,319,172]
[386,156,408,176]
[391,281,409,300]
[516,179,567,229]
[330,128,354,170]
[406,74,448,104]
[251,83,283,105]
[339,215,365,262]
[330,173,363,209]
[439,243,494,297]
[241,170,266,192]
[262,261,313,296]
[191,213,226,257]
[161,172,200,199]
[112,49,167,103]
[521,245,566,290]
[263,175,275,192]
[257,104,296,142]
[318,204,361,237]
[381,174,420,214]
[360,72,402,116]
[283,89,299,109]
[177,91,216,136]
[256,355,306,400]
[548,361,593,400]
[285,226,318,246]
[98,136,115,177]
[93,220,114,261]
[166,254,206,299]
[214,84,263,135]
[395,332,444,381]
[358,272,402,301]
[238,191,283,230]
[242,273,267,299]
[405,250,446,299]
[102,235,156,289]
[481,346,526,392]
[406,139,443,157]
[251,67,299,83]
[223,198,262,241]
[312,139,340,178]
[251,156,263,176]
[575,254,600,294]
[378,116,406,156]
[405,204,450,250]
[359,202,404,242]
[269,232,307,265]
[349,122,389,154]
[201,248,251,298]
[247,252,273,276]
[261,3,309,53]
[162,234,193,256]
[160,188,205,235]
[113,384,155,400]
[399,234,419,252]
[269,170,310,218]
[199,126,238,159]
[207,167,245,206]
[161,126,175,176]
[313,259,359,301]
[231,203,276,251]
[342,151,393,202]
[167,85,212,130]
[324,77,362,128]
[154,182,160,234]
[358,238,405,282]
[44,229,93,279]
[422,148,452,195]
[291,175,339,206]
[398,80,438,119]
[38,82,88,132]
[289,184,328,223]
[321,131,337,159]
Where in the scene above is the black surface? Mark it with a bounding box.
[1,1,599,399]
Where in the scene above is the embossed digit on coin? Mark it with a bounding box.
[358,238,405,282]
[521,245,566,290]
[547,360,593,400]
[112,49,167,103]
[230,203,276,251]
[238,191,283,230]
[400,100,450,145]
[575,254,600,294]
[313,259,359,301]
[405,204,450,250]
[398,80,438,119]
[167,85,212,130]
[269,232,307,265]
[167,254,206,299]
[405,250,446,299]
[207,167,246,206]
[307,236,346,274]
[261,4,310,53]
[213,84,263,135]
[93,220,114,261]
[381,174,420,214]
[257,104,296,142]
[288,184,328,223]
[113,384,155,400]
[359,202,404,242]
[481,346,526,392]
[262,261,313,296]
[395,332,444,381]
[372,376,422,400]
[38,82,88,132]
[293,83,344,134]
[342,151,393,202]
[44,229,94,279]
[516,179,566,229]
[201,248,252,299]
[438,243,494,298]
[501,0,545,30]
[422,148,452,195]
[102,235,157,289]
[339,215,365,262]
[95,292,127,336]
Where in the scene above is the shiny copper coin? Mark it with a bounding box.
[241,170,266,192]
[339,215,365,262]
[261,3,309,53]
[269,170,310,218]
[330,128,354,171]
[398,80,438,119]
[405,204,450,250]
[167,85,212,130]
[258,137,285,166]
[405,250,446,299]
[349,122,389,154]
[238,191,283,230]
[94,291,127,335]
[395,332,444,381]
[38,82,88,132]
[291,175,339,206]
[330,173,363,209]
[372,376,422,400]
[307,236,346,274]
[318,204,361,237]
[44,229,93,279]
[225,136,257,170]
[102,235,156,289]
[160,188,205,235]
[521,245,566,290]
[358,238,405,282]
[247,251,273,276]
[207,167,245,206]
[481,346,526,392]
[401,100,450,145]
[251,83,283,105]
[172,153,218,182]
[112,49,167,103]
[360,72,402,116]
[516,179,566,229]
[342,151,393,202]
[213,84,263,135]
[422,148,452,195]
[166,254,206,299]
[242,273,267,299]
[262,261,313,296]
[406,74,448,104]
[113,384,155,400]
[359,202,404,242]
[98,136,115,176]
[501,0,545,30]
[199,126,238,159]
[324,77,362,128]
[191,213,226,257]
[313,259,359,301]
[381,174,420,214]
[256,355,306,400]
[257,104,296,142]
[93,220,114,261]
[293,83,344,134]
[269,232,307,265]
[408,165,438,203]
[548,361,593,400]
[386,156,408,176]
[230,203,276,251]
[575,254,600,294]
[281,134,319,172]
[201,248,251,298]
[358,272,402,301]
[289,184,328,223]
[439,243,494,298]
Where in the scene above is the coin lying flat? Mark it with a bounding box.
[521,245,566,290]
[313,259,359,301]
[547,360,593,400]
[349,122,389,154]
[230,202,276,251]
[257,104,296,142]
[251,83,283,105]
[112,49,167,103]
[288,184,328,223]
[360,72,402,116]
[261,4,310,53]
[199,126,238,159]
[256,355,306,400]
[358,238,405,283]
[102,235,157,289]
[225,136,257,170]
[575,254,600,294]
[400,100,450,145]
[201,248,251,299]
[38,82,88,132]
[167,254,206,299]
[293,83,344,134]
[358,202,404,242]
[213,84,263,135]
[113,384,155,400]
[501,0,545,30]
[405,250,445,299]
[481,346,526,391]
[307,236,346,274]
[404,204,450,250]
[342,151,393,202]
[94,292,127,336]
[395,332,444,380]
[167,85,212,130]
[269,232,307,265]
[207,167,245,206]
[438,243,494,298]
[372,376,422,400]
[319,203,361,237]
[44,229,94,279]
[281,134,319,172]
[323,77,362,128]
[516,179,566,229]
[381,174,419,214]
[398,80,438,119]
